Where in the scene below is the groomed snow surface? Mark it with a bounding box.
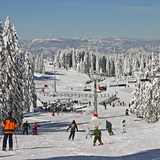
[1,63,160,160]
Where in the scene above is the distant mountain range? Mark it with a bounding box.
[19,37,160,58]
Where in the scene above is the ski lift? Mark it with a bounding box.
[149,75,160,78]
[118,84,127,87]
[83,85,91,91]
[128,80,137,83]
[109,81,118,87]
[109,84,118,87]
[98,85,107,91]
[140,78,150,82]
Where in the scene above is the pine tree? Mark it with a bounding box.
[35,54,45,74]
[0,17,24,124]
[131,77,160,122]
[24,53,37,112]
[0,17,28,125]
[0,20,5,123]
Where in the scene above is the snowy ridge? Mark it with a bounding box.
[20,37,160,58]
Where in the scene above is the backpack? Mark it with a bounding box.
[71,123,76,129]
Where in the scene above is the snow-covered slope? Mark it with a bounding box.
[1,62,160,160]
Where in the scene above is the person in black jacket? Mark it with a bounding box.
[67,120,78,140]
[22,121,30,135]
[106,120,114,136]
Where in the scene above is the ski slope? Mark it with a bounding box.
[1,62,160,160]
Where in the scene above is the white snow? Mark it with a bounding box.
[1,62,160,160]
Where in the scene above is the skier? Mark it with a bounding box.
[1,111,18,151]
[125,109,129,116]
[85,126,92,139]
[22,120,30,135]
[52,110,55,116]
[106,120,114,135]
[91,125,103,146]
[103,101,107,110]
[67,120,78,140]
[32,122,40,135]
[121,119,126,133]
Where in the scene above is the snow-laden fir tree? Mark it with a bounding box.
[0,20,5,123]
[24,53,37,112]
[0,17,37,126]
[0,17,25,124]
[34,54,45,74]
[131,75,160,123]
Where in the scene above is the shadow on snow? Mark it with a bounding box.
[44,71,64,76]
[26,148,160,160]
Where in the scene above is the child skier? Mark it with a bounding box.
[32,122,40,135]
[121,119,126,133]
[85,126,92,139]
[22,120,30,135]
[125,109,129,116]
[91,125,103,146]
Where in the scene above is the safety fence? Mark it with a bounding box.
[38,90,115,99]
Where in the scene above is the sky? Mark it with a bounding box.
[0,0,160,40]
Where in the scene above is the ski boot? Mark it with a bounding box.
[99,142,103,145]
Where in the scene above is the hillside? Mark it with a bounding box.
[1,62,160,160]
[20,37,160,58]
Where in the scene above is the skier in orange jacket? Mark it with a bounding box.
[1,111,18,151]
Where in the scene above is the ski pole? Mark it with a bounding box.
[14,130,19,149]
[0,109,3,142]
[0,129,3,142]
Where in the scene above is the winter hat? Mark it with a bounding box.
[8,111,12,117]
[94,125,98,130]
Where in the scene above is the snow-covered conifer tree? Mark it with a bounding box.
[0,20,5,123]
[24,53,37,112]
[131,77,160,123]
[35,54,45,74]
[0,17,24,125]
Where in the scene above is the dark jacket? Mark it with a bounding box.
[22,122,30,129]
[67,122,78,132]
[106,121,112,130]
[92,129,101,137]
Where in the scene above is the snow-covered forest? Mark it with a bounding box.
[0,17,37,125]
[54,48,160,78]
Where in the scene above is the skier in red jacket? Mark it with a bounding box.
[32,122,40,135]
